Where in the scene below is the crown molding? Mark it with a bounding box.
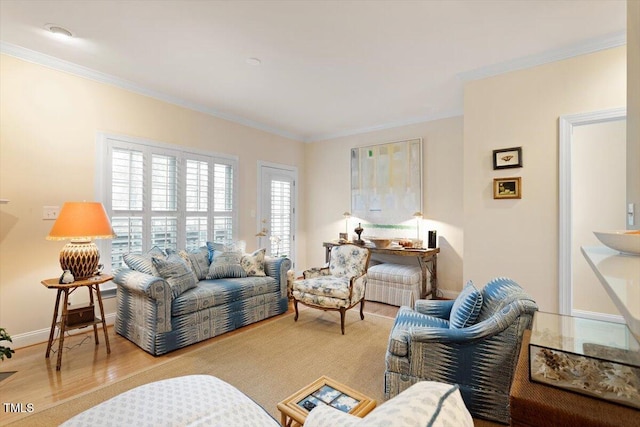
[307,109,464,142]
[0,42,303,142]
[458,30,626,82]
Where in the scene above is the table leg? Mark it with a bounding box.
[94,285,111,354]
[418,255,438,299]
[56,289,70,370]
[45,289,62,358]
[89,286,99,345]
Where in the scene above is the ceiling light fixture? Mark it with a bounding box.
[44,23,74,38]
[246,57,261,66]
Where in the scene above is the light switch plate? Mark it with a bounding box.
[43,206,60,220]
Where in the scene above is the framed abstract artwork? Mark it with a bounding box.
[351,138,422,225]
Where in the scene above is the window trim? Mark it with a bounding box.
[95,132,239,283]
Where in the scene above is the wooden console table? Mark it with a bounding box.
[42,274,113,370]
[323,242,439,298]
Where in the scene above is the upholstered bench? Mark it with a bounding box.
[60,375,279,426]
[365,263,422,307]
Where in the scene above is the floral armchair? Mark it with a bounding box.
[292,244,371,334]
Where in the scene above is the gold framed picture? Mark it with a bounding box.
[493,177,521,199]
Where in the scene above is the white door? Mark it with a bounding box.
[258,162,296,267]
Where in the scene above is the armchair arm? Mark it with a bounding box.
[409,299,538,343]
[414,299,454,319]
[303,266,330,279]
[348,272,367,303]
[264,256,292,299]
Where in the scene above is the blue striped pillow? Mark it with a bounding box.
[449,281,483,329]
[152,254,198,298]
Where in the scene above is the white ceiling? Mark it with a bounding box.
[0,0,627,142]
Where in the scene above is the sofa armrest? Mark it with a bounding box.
[414,299,454,319]
[264,256,292,299]
[113,268,172,303]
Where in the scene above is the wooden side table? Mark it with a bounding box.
[41,274,113,370]
[277,376,376,426]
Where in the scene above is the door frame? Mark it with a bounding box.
[257,161,298,266]
[558,107,626,318]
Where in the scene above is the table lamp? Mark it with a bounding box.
[343,211,351,235]
[46,202,116,280]
[413,211,423,247]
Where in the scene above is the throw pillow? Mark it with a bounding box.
[152,254,199,298]
[123,246,167,276]
[206,240,246,263]
[206,241,247,279]
[240,248,266,276]
[449,281,483,329]
[304,382,473,427]
[178,247,210,280]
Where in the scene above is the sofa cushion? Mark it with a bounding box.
[449,281,483,329]
[207,240,246,262]
[241,248,266,276]
[179,247,210,280]
[152,254,199,298]
[123,246,167,276]
[207,241,247,279]
[172,276,279,317]
[304,381,473,427]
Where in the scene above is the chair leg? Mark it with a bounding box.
[360,299,365,320]
[340,308,346,335]
[293,298,299,322]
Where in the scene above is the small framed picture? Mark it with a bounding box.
[493,177,521,199]
[493,147,522,169]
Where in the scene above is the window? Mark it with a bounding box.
[97,134,238,272]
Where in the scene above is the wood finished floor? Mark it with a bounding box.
[0,301,399,425]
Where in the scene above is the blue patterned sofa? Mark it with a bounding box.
[114,245,290,356]
[384,277,538,424]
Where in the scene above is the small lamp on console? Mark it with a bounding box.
[342,211,351,238]
[413,211,423,248]
[46,202,116,280]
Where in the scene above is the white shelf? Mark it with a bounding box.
[0,199,9,204]
[581,246,640,340]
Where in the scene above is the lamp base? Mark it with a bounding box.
[60,241,100,280]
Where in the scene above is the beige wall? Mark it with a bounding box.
[0,54,306,346]
[629,0,640,223]
[463,46,626,312]
[304,117,464,297]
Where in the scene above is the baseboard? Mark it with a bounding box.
[11,312,117,349]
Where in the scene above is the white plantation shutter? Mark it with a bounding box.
[270,180,292,257]
[99,134,238,272]
[211,163,234,243]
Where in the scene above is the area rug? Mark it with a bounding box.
[9,309,394,426]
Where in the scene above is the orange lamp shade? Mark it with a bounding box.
[47,202,116,241]
[46,202,116,280]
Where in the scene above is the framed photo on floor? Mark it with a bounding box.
[493,177,521,199]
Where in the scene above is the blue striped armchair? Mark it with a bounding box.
[384,277,538,424]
